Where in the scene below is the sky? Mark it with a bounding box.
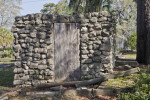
[20,0,60,15]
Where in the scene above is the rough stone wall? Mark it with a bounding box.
[79,12,116,79]
[12,11,116,87]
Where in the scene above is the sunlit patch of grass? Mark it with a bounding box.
[105,74,138,88]
[124,54,136,59]
[0,57,14,64]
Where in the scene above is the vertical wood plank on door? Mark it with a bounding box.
[54,23,80,82]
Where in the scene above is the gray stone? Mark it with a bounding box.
[81,19,89,23]
[40,60,47,65]
[101,57,111,64]
[30,32,36,37]
[81,43,88,47]
[98,17,107,22]
[93,50,101,56]
[81,64,89,71]
[102,37,110,43]
[21,43,26,48]
[89,50,94,54]
[43,48,48,53]
[92,56,101,62]
[82,55,88,59]
[91,12,99,17]
[34,53,41,58]
[45,70,54,76]
[41,54,46,59]
[89,31,96,37]
[101,11,111,16]
[102,29,109,36]
[102,51,110,56]
[90,17,97,23]
[81,59,93,64]
[30,63,38,68]
[37,32,46,39]
[57,15,69,23]
[21,75,30,81]
[13,44,21,52]
[38,65,47,69]
[14,68,24,73]
[29,70,35,75]
[81,34,88,38]
[88,41,93,45]
[88,24,94,28]
[81,47,87,50]
[24,70,29,74]
[100,44,111,51]
[94,41,101,45]
[81,50,89,54]
[14,80,23,85]
[102,23,112,28]
[96,31,102,36]
[88,45,93,50]
[45,39,52,44]
[20,34,27,38]
[40,39,44,43]
[14,61,21,67]
[89,28,94,32]
[81,27,88,32]
[93,44,99,50]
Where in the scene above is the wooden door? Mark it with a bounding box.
[54,23,80,82]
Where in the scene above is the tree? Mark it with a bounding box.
[113,0,137,49]
[0,0,22,28]
[136,0,150,64]
[69,0,113,13]
[0,28,13,46]
[41,0,73,15]
[125,32,137,50]
[0,28,14,54]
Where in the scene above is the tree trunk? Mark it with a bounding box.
[145,0,150,64]
[137,0,150,64]
[137,0,147,64]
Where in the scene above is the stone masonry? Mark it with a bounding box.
[12,11,116,87]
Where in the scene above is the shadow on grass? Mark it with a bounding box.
[0,67,14,87]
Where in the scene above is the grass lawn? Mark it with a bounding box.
[0,67,14,87]
[105,74,137,88]
[0,57,15,64]
[123,53,136,59]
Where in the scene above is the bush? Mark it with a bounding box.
[0,47,14,58]
[125,32,137,50]
[118,73,150,100]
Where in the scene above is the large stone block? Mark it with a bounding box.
[38,65,47,70]
[14,80,23,85]
[100,44,111,51]
[81,27,88,32]
[13,44,21,52]
[81,50,89,54]
[14,68,24,73]
[90,17,97,23]
[30,63,38,69]
[37,32,46,39]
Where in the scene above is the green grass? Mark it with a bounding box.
[0,67,14,87]
[124,53,136,59]
[0,57,14,62]
[105,74,137,88]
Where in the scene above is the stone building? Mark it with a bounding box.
[12,11,116,87]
